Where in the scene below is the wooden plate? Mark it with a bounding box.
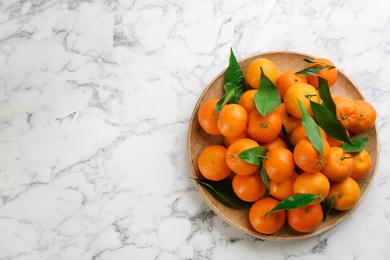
[187,51,379,240]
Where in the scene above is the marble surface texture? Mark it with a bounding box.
[0,0,389,259]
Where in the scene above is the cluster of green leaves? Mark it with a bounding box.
[193,50,368,220]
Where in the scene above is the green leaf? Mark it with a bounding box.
[318,77,336,115]
[298,100,324,155]
[310,101,352,145]
[214,48,246,113]
[254,67,281,117]
[303,58,317,63]
[322,195,335,222]
[281,124,295,152]
[224,48,246,93]
[261,163,270,193]
[237,146,269,166]
[270,194,322,212]
[295,66,324,76]
[191,177,252,209]
[342,137,368,153]
[215,86,236,112]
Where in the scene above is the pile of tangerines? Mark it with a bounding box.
[196,56,376,235]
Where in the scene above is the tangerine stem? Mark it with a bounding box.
[260,117,269,128]
[318,159,326,169]
[339,113,348,120]
[305,94,317,100]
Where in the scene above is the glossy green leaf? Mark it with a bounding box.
[310,101,352,145]
[298,100,323,155]
[261,163,270,193]
[191,177,252,209]
[342,137,368,153]
[322,195,335,222]
[318,77,336,115]
[270,194,322,212]
[215,86,236,112]
[295,65,324,76]
[224,48,246,93]
[254,68,281,117]
[215,49,246,112]
[238,146,269,166]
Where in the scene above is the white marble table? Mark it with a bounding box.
[0,0,389,259]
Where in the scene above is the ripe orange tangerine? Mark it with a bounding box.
[247,110,282,143]
[232,171,266,202]
[249,197,286,235]
[287,204,324,233]
[263,147,295,182]
[305,57,337,88]
[293,137,330,173]
[326,177,360,211]
[293,171,330,205]
[245,58,278,89]
[269,172,298,201]
[284,83,320,118]
[225,138,260,176]
[198,145,231,181]
[217,104,247,138]
[197,98,221,135]
[276,70,308,100]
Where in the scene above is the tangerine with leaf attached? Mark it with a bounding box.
[247,110,282,143]
[305,58,337,88]
[249,197,286,235]
[284,83,320,118]
[225,138,260,176]
[286,204,324,233]
[245,58,278,89]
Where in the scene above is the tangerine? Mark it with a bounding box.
[348,100,377,133]
[260,136,287,150]
[284,83,320,118]
[225,138,260,176]
[350,149,372,180]
[249,197,286,235]
[293,171,330,205]
[293,137,330,173]
[326,177,360,211]
[274,103,302,134]
[269,172,298,201]
[263,147,295,182]
[247,110,282,143]
[198,145,231,181]
[326,129,350,147]
[333,96,359,129]
[290,125,327,146]
[305,58,337,88]
[245,58,278,89]
[232,171,266,202]
[286,204,323,233]
[197,98,221,135]
[276,70,308,100]
[217,104,247,137]
[322,147,354,182]
[238,89,257,114]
